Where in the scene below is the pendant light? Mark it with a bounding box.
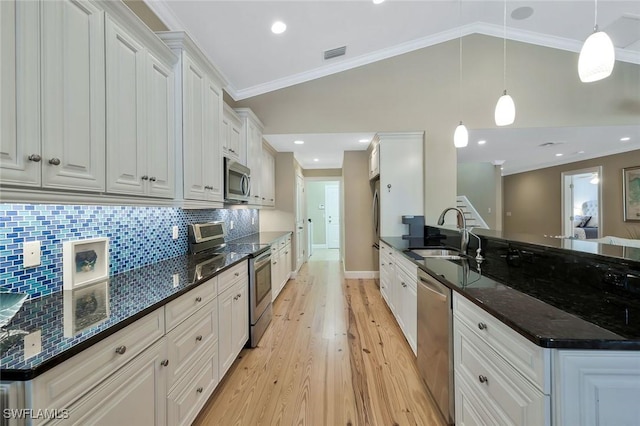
[454,0,468,148]
[578,0,615,83]
[494,0,515,126]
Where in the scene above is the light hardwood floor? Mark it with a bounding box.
[194,251,444,426]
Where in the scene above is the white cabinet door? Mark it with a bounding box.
[232,280,249,354]
[41,0,105,191]
[182,53,207,201]
[247,120,262,204]
[262,149,275,206]
[222,104,242,163]
[204,78,223,202]
[146,53,175,198]
[0,0,40,186]
[218,284,235,377]
[58,339,168,426]
[105,17,146,196]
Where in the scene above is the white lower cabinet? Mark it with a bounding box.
[271,234,292,301]
[553,350,640,426]
[453,293,550,426]
[218,272,249,378]
[55,338,168,426]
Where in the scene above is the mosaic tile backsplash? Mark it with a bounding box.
[0,205,258,299]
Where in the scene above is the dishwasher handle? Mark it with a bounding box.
[418,271,449,299]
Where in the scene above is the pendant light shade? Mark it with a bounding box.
[578,30,615,83]
[495,90,515,126]
[454,122,468,148]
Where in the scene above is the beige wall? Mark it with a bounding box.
[457,163,500,230]
[304,168,342,178]
[503,150,640,238]
[342,151,375,272]
[123,1,168,31]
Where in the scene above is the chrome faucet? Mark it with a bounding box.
[437,207,469,254]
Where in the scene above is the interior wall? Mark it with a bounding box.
[457,162,498,229]
[304,168,342,177]
[123,0,168,31]
[342,151,374,272]
[503,150,640,238]
[306,181,327,245]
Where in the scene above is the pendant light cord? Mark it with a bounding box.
[503,0,507,91]
[594,0,598,31]
[458,0,463,119]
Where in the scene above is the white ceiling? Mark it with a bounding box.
[145,1,640,171]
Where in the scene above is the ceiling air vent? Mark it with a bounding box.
[324,46,347,60]
[539,141,564,148]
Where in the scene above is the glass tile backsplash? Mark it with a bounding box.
[0,204,258,299]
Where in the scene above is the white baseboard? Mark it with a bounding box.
[312,243,327,249]
[343,270,379,279]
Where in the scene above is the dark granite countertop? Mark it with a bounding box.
[381,236,640,350]
[1,249,249,381]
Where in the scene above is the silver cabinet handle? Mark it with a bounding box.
[196,387,203,393]
[233,295,238,301]
[195,296,202,302]
[48,158,61,166]
[234,272,239,277]
[149,177,156,182]
[141,175,149,180]
[28,154,41,162]
[478,375,488,384]
[273,261,277,265]
[115,345,127,355]
[478,322,487,330]
[196,335,203,342]
[161,359,169,367]
[237,293,241,299]
[401,282,407,288]
[285,251,288,255]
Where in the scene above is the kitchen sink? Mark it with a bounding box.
[408,248,463,260]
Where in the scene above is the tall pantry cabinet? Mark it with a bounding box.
[157,31,227,207]
[370,132,424,237]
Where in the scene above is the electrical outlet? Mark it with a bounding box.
[172,226,179,240]
[251,217,255,225]
[488,207,492,214]
[506,211,512,217]
[24,330,42,359]
[172,273,180,288]
[23,241,41,268]
[230,221,234,230]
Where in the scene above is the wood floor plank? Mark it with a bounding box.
[194,251,445,426]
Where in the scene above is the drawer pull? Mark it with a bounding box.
[478,322,487,330]
[235,272,240,277]
[28,154,42,162]
[237,293,241,299]
[273,261,278,265]
[401,282,407,288]
[161,359,169,367]
[196,335,203,342]
[115,345,127,355]
[141,175,149,180]
[196,387,203,393]
[48,157,61,166]
[478,375,488,384]
[195,296,202,302]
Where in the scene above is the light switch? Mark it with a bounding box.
[24,330,42,359]
[23,241,41,268]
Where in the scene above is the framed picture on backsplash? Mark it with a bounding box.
[623,166,640,222]
[63,237,109,290]
[63,280,110,337]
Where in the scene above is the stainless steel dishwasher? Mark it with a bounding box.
[417,268,454,425]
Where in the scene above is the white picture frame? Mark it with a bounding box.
[63,237,109,290]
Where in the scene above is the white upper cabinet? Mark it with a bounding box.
[105,17,175,198]
[261,148,275,207]
[369,142,380,180]
[41,0,106,191]
[235,108,264,205]
[222,103,243,164]
[158,31,227,206]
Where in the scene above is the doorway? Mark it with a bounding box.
[561,166,602,239]
[306,179,342,255]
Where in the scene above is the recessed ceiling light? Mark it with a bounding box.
[555,153,563,157]
[478,140,487,145]
[313,158,319,162]
[373,0,385,4]
[294,140,304,145]
[577,150,585,154]
[359,139,369,143]
[511,6,534,20]
[271,21,287,34]
[621,137,631,141]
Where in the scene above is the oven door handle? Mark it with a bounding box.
[255,254,271,270]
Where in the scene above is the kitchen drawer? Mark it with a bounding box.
[395,251,417,284]
[454,317,549,426]
[166,298,218,391]
[29,308,165,413]
[167,343,220,426]
[165,277,217,332]
[453,293,549,393]
[455,370,502,426]
[217,260,248,294]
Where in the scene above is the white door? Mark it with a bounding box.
[295,172,306,270]
[325,183,340,249]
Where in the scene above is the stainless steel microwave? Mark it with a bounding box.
[224,157,251,203]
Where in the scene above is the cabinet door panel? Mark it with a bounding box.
[0,0,40,186]
[233,281,249,353]
[105,17,146,195]
[41,0,105,191]
[218,286,234,377]
[182,54,206,200]
[147,54,175,198]
[205,79,223,201]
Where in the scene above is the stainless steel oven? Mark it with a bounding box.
[224,157,251,204]
[249,248,272,347]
